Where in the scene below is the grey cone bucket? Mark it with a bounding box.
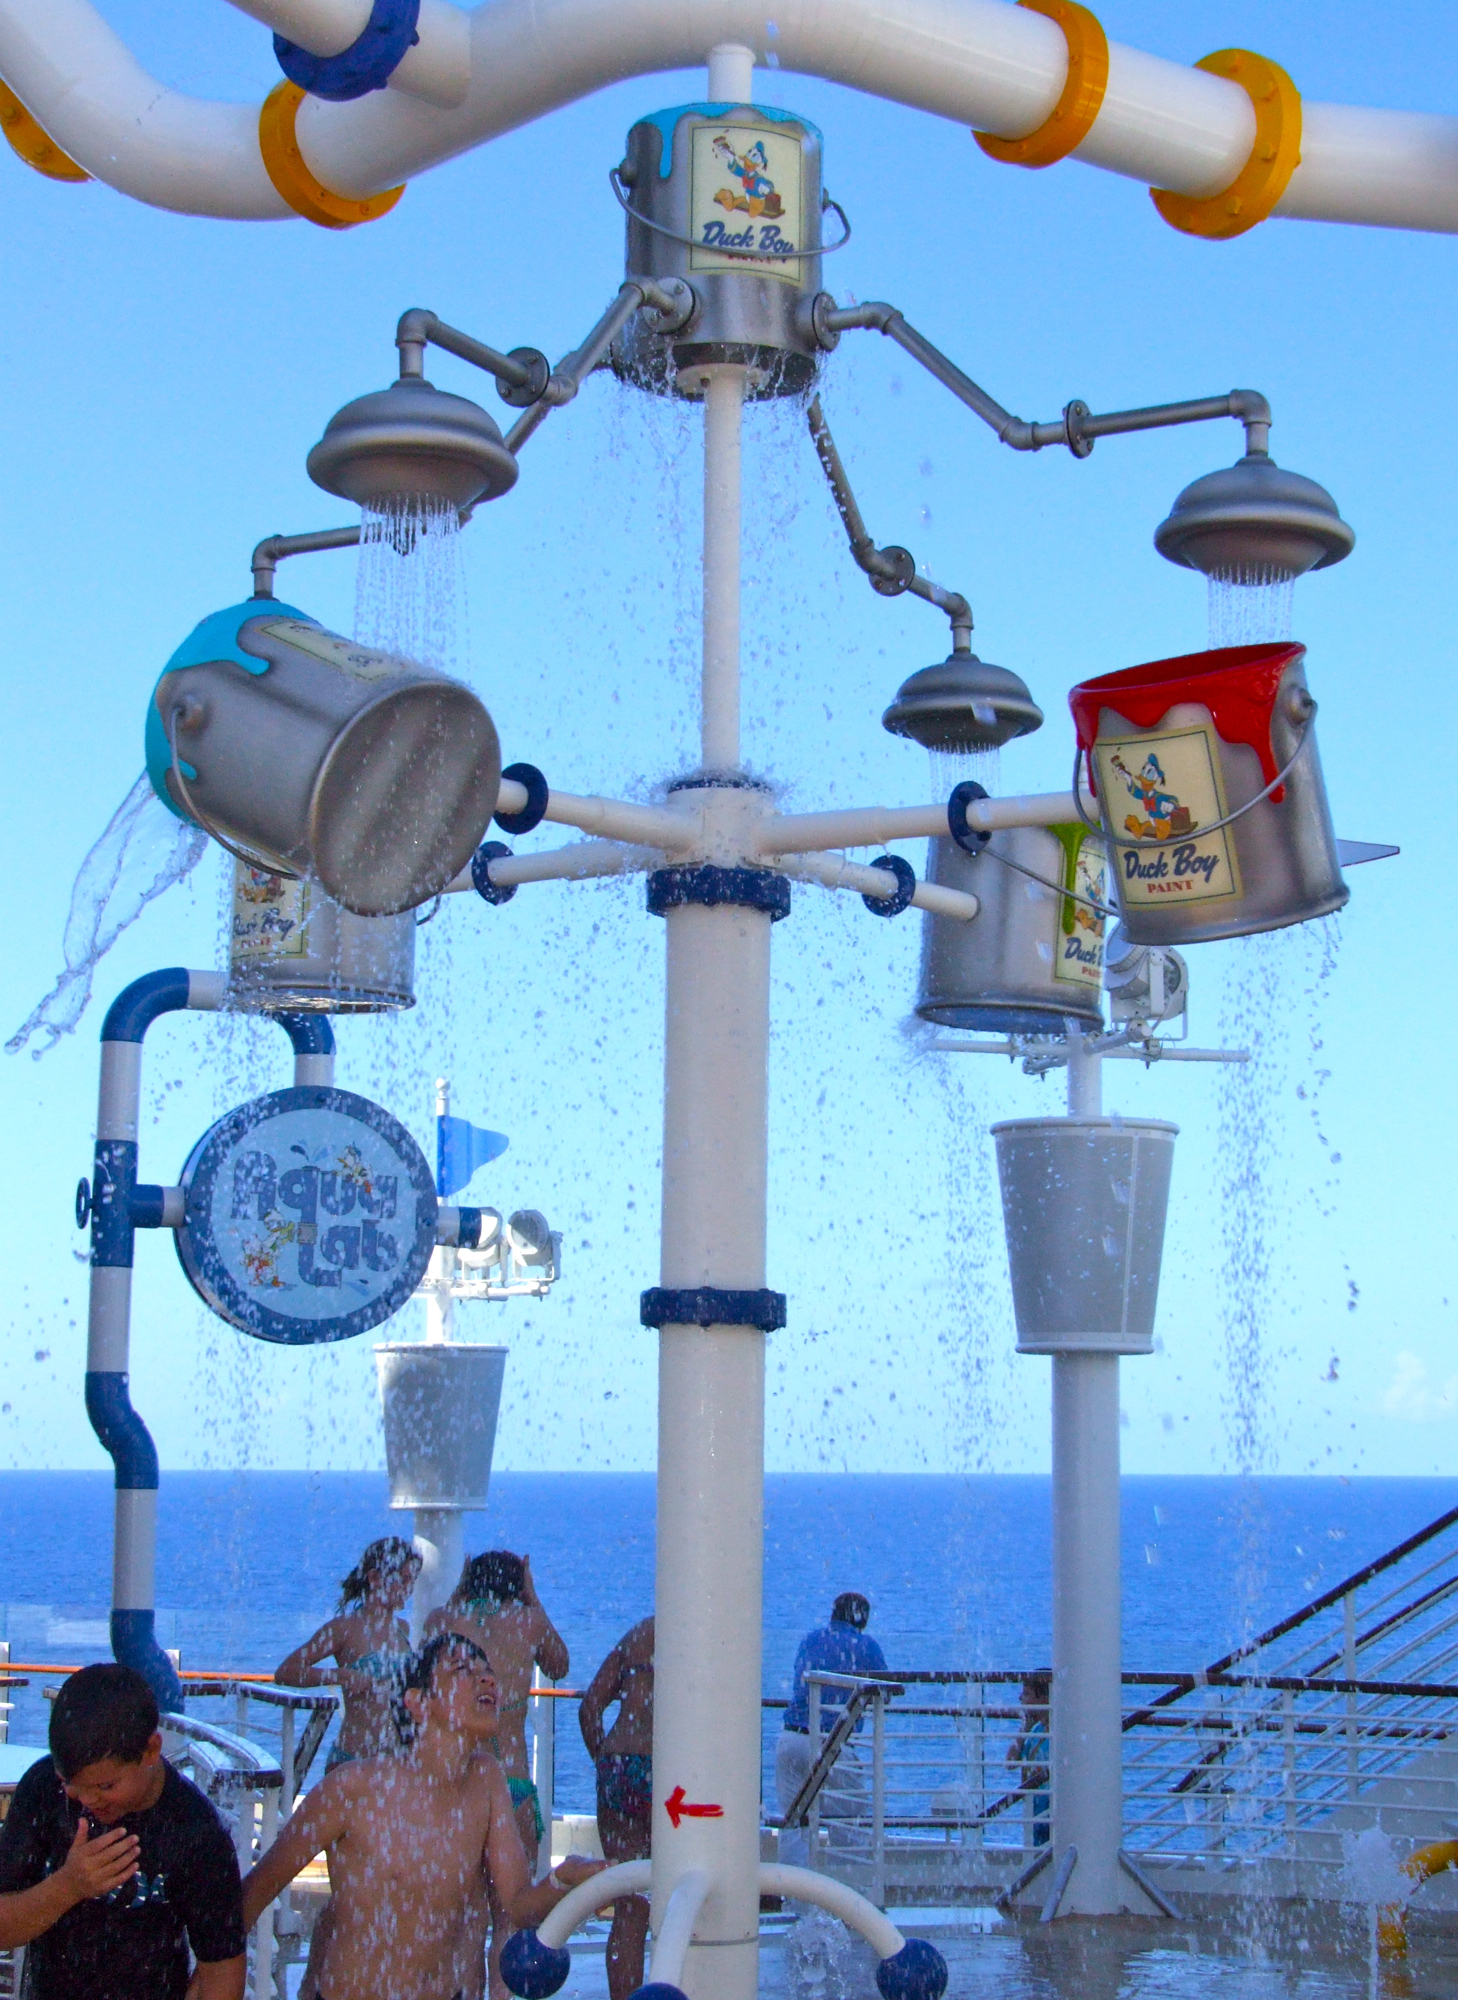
[375,1343,508,1510]
[992,1117,1177,1355]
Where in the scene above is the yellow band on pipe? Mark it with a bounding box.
[1151,49,1301,241]
[258,81,405,230]
[974,0,1109,170]
[0,79,89,183]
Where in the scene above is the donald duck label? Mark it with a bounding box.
[1093,723,1241,907]
[233,866,310,960]
[689,123,804,280]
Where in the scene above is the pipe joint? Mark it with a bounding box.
[1227,388,1273,455]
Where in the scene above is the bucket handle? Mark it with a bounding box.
[166,703,303,883]
[1071,706,1316,849]
[609,166,851,264]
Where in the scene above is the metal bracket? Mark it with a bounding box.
[1039,1845,1079,1922]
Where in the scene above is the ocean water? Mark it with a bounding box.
[2,1471,1455,1814]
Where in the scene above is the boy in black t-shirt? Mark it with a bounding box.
[0,1662,245,2000]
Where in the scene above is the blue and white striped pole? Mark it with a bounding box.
[84,968,335,1711]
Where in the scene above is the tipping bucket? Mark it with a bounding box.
[992,1117,1177,1355]
[228,863,416,1013]
[917,824,1108,1033]
[375,1343,508,1511]
[147,601,500,917]
[1069,642,1346,947]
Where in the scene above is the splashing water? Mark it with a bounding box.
[930,745,1001,805]
[1208,565,1296,647]
[1343,1826,1411,1996]
[354,499,469,678]
[7,774,207,1058]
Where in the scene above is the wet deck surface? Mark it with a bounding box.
[546,1905,1458,1999]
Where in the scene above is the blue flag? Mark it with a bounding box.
[436,1115,509,1197]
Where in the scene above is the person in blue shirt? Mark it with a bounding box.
[775,1594,889,1866]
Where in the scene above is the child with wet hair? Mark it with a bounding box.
[244,1631,604,2000]
[276,1535,421,1771]
[0,1662,246,2000]
[425,1553,570,2000]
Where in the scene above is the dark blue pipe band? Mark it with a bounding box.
[640,1286,787,1331]
[646,866,792,921]
[101,968,191,1044]
[86,1372,159,1490]
[862,853,916,916]
[948,781,992,855]
[91,1141,139,1269]
[456,1207,485,1250]
[111,1610,185,1716]
[472,841,517,905]
[274,1011,336,1055]
[274,0,421,101]
[496,763,549,836]
[130,1186,168,1230]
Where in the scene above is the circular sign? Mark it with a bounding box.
[175,1086,437,1344]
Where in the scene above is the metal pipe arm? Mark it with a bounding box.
[504,278,693,452]
[825,302,1272,457]
[395,308,548,401]
[806,397,972,648]
[250,524,361,598]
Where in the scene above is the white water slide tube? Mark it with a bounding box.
[2,0,1458,229]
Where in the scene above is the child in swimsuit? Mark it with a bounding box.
[275,1536,420,1999]
[425,1552,569,2000]
[579,1617,654,2000]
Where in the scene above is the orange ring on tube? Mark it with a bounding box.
[1151,50,1301,241]
[0,80,89,183]
[974,0,1109,169]
[258,81,405,230]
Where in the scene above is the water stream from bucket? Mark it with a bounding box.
[6,774,207,1058]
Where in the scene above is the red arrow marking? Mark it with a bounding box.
[664,1785,724,1829]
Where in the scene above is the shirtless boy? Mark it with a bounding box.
[242,1633,603,2000]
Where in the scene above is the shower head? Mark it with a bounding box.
[882,651,1043,752]
[306,377,519,511]
[1154,451,1353,579]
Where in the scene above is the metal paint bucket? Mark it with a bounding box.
[374,1343,508,1511]
[917,823,1108,1034]
[612,104,825,397]
[1069,642,1346,947]
[147,601,500,917]
[992,1116,1178,1355]
[227,862,416,1013]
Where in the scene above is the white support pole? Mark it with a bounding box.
[1048,1031,1124,1914]
[655,896,770,2000]
[700,365,745,770]
[1049,1351,1123,1913]
[411,1508,465,1639]
[707,43,755,103]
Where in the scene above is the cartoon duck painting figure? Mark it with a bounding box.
[711,134,785,217]
[1110,749,1197,840]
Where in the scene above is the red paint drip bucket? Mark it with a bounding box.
[1068,643,1347,945]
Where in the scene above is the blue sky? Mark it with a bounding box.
[1,0,1455,1479]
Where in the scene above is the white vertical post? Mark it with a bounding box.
[700,366,745,770]
[410,1509,464,1639]
[654,892,770,2000]
[293,1048,335,1087]
[1048,1026,1126,1913]
[530,1666,556,1878]
[424,1076,455,1346]
[1344,1591,1359,1804]
[807,1679,822,1871]
[707,43,755,102]
[871,1692,887,1907]
[1050,1349,1124,1912]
